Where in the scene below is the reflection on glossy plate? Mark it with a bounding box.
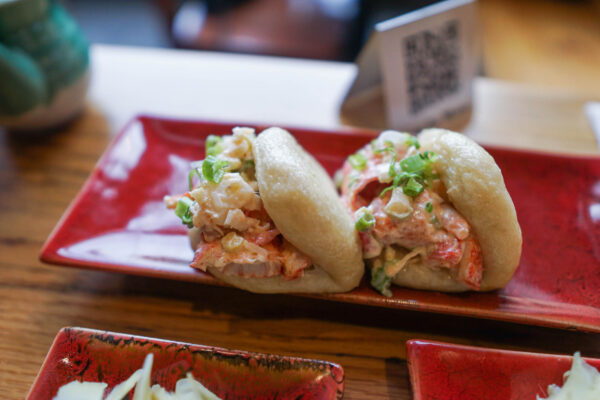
[41,116,600,332]
[27,327,344,400]
[406,339,600,400]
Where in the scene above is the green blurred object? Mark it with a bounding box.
[0,0,89,130]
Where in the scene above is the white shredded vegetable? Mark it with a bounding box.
[53,354,221,400]
[538,352,600,400]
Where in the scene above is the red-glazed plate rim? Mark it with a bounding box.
[40,114,600,333]
[406,339,600,400]
[27,327,344,400]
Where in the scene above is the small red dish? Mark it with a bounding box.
[406,339,600,400]
[41,115,600,332]
[27,327,344,400]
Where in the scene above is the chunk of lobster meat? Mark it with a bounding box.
[438,203,471,240]
[191,241,282,278]
[190,241,224,271]
[457,237,483,290]
[190,235,310,280]
[371,196,447,249]
[426,238,464,269]
[280,241,311,280]
[246,229,280,246]
[163,193,192,209]
[222,261,282,278]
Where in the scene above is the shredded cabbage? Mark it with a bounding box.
[538,352,600,400]
[53,354,221,400]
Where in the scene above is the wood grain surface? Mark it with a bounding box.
[480,0,600,94]
[1,43,600,399]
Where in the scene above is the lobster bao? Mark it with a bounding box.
[337,129,522,295]
[165,127,364,293]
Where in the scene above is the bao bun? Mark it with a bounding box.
[381,128,522,292]
[196,127,365,293]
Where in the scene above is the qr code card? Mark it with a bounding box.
[342,0,480,132]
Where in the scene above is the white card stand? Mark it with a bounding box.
[341,0,480,133]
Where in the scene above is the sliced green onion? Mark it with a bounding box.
[388,153,398,179]
[205,135,223,156]
[174,197,194,227]
[403,177,423,197]
[371,266,392,297]
[379,186,393,197]
[405,136,421,149]
[400,154,426,173]
[374,142,394,154]
[348,153,367,171]
[425,202,433,213]
[423,150,437,161]
[400,151,437,173]
[188,168,202,190]
[202,155,228,183]
[355,207,375,231]
[430,214,441,228]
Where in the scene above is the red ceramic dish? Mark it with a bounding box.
[41,115,600,332]
[27,327,344,400]
[406,339,600,400]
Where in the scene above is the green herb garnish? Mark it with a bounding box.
[355,207,375,232]
[205,135,223,156]
[405,136,421,149]
[374,141,394,154]
[348,153,367,171]
[425,202,433,213]
[187,160,204,190]
[403,176,424,197]
[175,197,194,228]
[380,151,438,198]
[371,266,392,297]
[202,156,228,183]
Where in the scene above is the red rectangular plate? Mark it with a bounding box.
[406,339,600,400]
[41,115,600,332]
[27,327,344,399]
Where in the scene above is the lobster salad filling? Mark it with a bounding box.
[165,127,311,280]
[337,130,483,296]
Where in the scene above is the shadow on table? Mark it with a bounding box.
[57,267,600,359]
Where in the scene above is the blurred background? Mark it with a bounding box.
[62,0,600,93]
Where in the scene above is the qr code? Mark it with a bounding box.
[403,20,460,115]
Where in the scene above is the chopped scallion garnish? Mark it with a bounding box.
[348,153,367,171]
[374,141,394,154]
[379,150,437,198]
[371,266,392,297]
[188,168,202,190]
[403,177,423,197]
[174,197,194,227]
[355,207,375,231]
[405,136,420,149]
[202,155,228,183]
[205,135,223,156]
[425,202,433,213]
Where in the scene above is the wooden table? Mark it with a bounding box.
[1,45,600,399]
